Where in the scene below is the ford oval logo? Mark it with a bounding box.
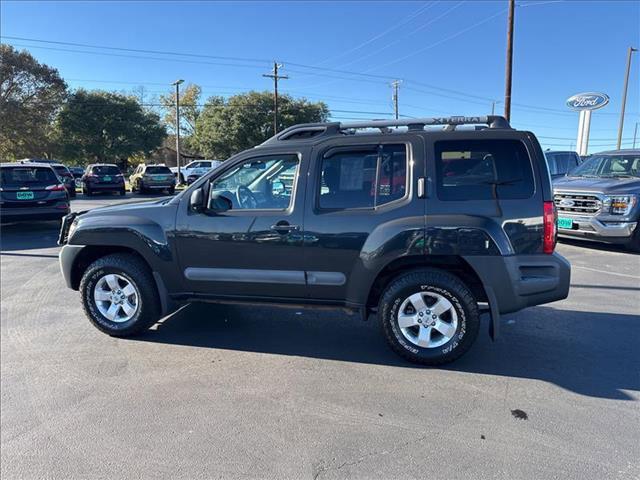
[566,92,610,111]
[559,199,575,207]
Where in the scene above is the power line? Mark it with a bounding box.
[313,1,437,67]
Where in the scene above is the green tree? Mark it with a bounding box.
[56,89,166,167]
[160,83,201,151]
[0,44,67,159]
[193,91,329,159]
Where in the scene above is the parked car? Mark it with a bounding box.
[1,162,70,222]
[544,150,582,180]
[186,167,210,185]
[554,149,640,251]
[171,160,222,184]
[19,160,77,197]
[130,164,175,194]
[58,116,570,365]
[68,167,85,188]
[81,164,126,196]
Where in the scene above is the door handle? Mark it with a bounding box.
[270,221,299,232]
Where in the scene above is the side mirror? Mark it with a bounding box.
[189,188,204,211]
[207,191,233,213]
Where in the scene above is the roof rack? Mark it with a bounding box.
[262,116,511,145]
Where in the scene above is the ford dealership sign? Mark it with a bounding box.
[566,92,610,111]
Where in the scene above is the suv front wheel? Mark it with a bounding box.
[379,269,480,365]
[79,253,160,336]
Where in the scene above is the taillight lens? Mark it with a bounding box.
[46,184,66,191]
[543,200,557,254]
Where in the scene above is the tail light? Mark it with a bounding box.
[46,184,66,191]
[543,200,557,254]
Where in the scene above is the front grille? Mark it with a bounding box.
[554,192,602,215]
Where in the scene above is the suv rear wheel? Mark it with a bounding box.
[379,269,480,365]
[79,253,160,336]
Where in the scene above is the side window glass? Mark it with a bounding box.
[209,154,299,210]
[319,144,407,209]
[435,140,534,200]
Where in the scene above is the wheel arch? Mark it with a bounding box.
[69,246,150,290]
[366,254,489,310]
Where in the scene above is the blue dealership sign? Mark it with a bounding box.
[566,92,610,111]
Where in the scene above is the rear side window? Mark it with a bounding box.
[1,167,58,186]
[546,152,579,175]
[435,140,534,200]
[92,165,120,175]
[319,144,407,209]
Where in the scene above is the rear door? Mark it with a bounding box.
[302,134,426,302]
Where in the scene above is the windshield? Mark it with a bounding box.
[53,165,72,177]
[1,166,59,187]
[91,165,121,175]
[569,155,640,178]
[146,166,172,175]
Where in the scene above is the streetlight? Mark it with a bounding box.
[172,79,185,183]
[617,47,637,149]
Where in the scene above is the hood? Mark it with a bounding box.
[553,176,640,194]
[79,197,173,217]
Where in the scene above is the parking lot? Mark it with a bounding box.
[1,193,639,480]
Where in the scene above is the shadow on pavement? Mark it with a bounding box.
[559,237,636,255]
[134,303,639,401]
[0,221,61,251]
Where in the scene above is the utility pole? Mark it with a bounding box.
[617,46,637,149]
[503,0,515,122]
[391,80,402,120]
[491,100,501,115]
[633,122,639,149]
[172,79,184,183]
[263,62,289,135]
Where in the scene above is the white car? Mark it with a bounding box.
[170,160,222,183]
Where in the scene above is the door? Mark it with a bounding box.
[302,136,426,304]
[175,150,308,298]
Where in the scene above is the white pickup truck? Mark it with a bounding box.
[170,160,222,184]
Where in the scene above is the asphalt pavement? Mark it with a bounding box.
[1,192,639,480]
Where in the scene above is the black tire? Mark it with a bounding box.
[179,174,185,185]
[83,186,92,196]
[168,186,175,195]
[79,253,160,337]
[139,182,146,194]
[119,188,126,196]
[69,188,76,198]
[379,269,480,366]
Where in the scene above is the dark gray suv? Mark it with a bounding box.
[58,116,571,365]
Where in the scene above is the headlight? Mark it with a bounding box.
[603,194,637,215]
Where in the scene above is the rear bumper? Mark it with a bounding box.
[0,205,69,222]
[464,252,571,315]
[86,183,124,191]
[142,182,174,189]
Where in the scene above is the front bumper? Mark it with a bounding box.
[464,252,571,315]
[557,215,637,243]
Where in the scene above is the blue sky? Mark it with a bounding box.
[2,0,638,152]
